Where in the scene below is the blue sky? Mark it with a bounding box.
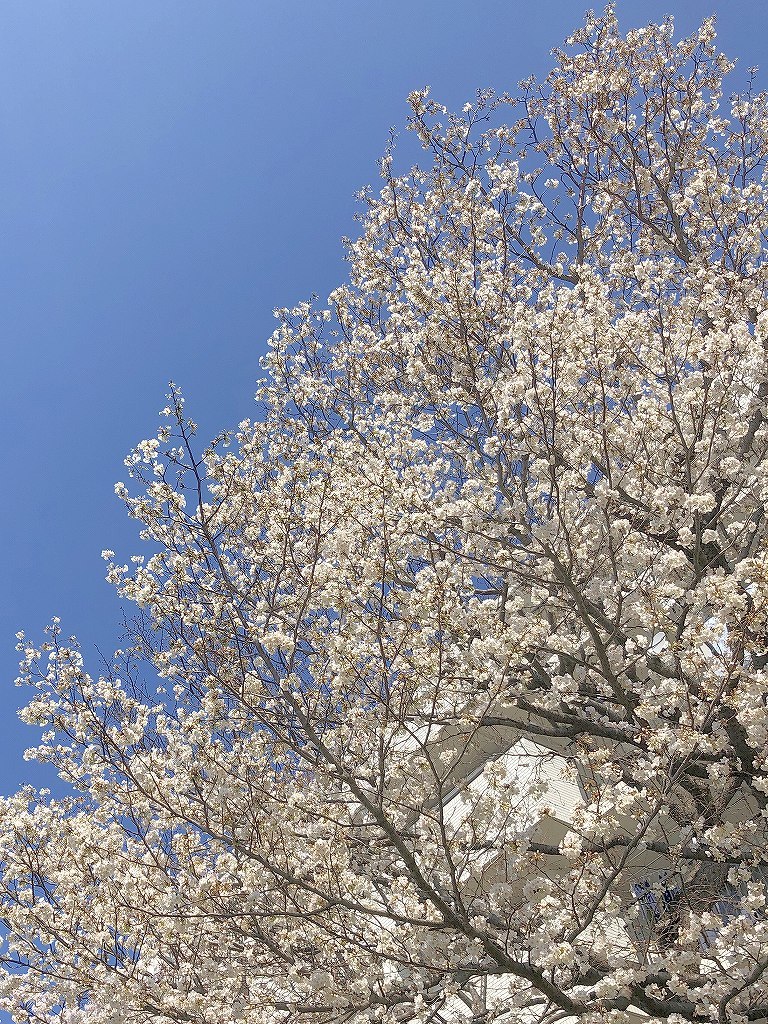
[0,0,766,798]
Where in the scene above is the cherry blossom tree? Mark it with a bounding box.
[4,8,768,1023]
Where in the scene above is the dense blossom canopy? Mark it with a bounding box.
[3,8,768,1024]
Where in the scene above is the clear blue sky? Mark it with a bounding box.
[0,0,766,798]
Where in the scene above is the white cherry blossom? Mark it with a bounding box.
[3,8,768,1024]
